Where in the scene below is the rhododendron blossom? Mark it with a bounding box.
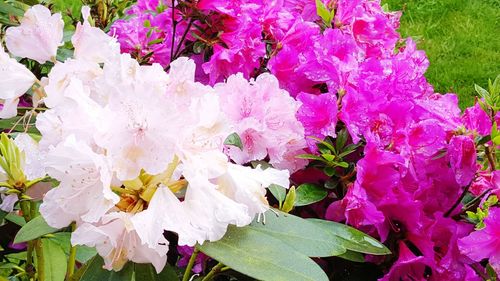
[0,0,497,280]
[5,5,63,63]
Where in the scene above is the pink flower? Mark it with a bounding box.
[296,92,338,151]
[379,241,434,281]
[447,135,477,187]
[217,73,307,172]
[177,246,209,274]
[461,103,492,136]
[459,207,500,274]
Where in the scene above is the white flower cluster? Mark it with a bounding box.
[0,5,290,272]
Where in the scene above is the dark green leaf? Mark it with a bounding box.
[248,210,345,257]
[198,225,329,281]
[323,166,336,177]
[0,3,25,17]
[268,184,286,207]
[224,132,243,150]
[0,210,7,222]
[308,219,391,255]
[75,255,134,281]
[337,251,364,263]
[294,184,328,207]
[49,233,97,263]
[5,213,25,226]
[296,154,325,162]
[42,238,67,281]
[134,263,179,281]
[14,215,58,243]
[281,186,296,213]
[336,130,348,150]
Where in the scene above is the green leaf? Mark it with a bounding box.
[134,263,179,281]
[315,0,332,26]
[223,132,243,150]
[75,255,134,281]
[14,215,58,243]
[321,153,335,162]
[0,210,7,222]
[336,130,348,150]
[296,154,325,162]
[0,3,25,17]
[49,233,97,263]
[42,238,67,281]
[268,184,286,207]
[475,84,490,99]
[338,250,365,263]
[198,225,329,281]
[294,184,328,207]
[5,213,26,226]
[308,219,390,255]
[281,186,296,213]
[248,210,346,257]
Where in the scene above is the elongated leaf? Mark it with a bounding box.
[268,184,286,207]
[41,238,67,281]
[308,219,390,255]
[5,213,26,226]
[224,132,243,150]
[14,215,58,243]
[249,210,345,257]
[294,184,328,207]
[198,225,329,281]
[134,263,179,281]
[49,233,97,263]
[338,251,365,263]
[75,256,134,281]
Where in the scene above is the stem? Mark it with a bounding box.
[181,248,200,281]
[444,183,470,217]
[470,263,490,281]
[173,18,194,59]
[201,263,224,281]
[485,146,496,171]
[66,223,77,279]
[19,200,35,279]
[170,0,177,62]
[35,239,45,281]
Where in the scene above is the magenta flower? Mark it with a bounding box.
[461,103,492,136]
[296,92,338,151]
[447,135,477,187]
[459,207,500,274]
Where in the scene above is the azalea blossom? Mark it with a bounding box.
[5,5,63,64]
[0,46,36,118]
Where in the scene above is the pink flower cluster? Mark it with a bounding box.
[111,0,499,279]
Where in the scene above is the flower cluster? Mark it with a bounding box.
[1,0,498,280]
[1,5,294,273]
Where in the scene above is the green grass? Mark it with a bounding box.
[383,0,500,108]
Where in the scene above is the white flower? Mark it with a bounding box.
[0,46,36,118]
[43,58,103,108]
[72,212,168,272]
[6,5,63,63]
[182,176,252,243]
[72,6,120,64]
[95,56,177,180]
[39,135,119,228]
[217,164,290,217]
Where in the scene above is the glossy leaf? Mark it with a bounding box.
[308,219,391,255]
[248,210,346,257]
[198,225,329,281]
[338,251,365,263]
[294,183,328,207]
[224,132,243,150]
[75,256,134,281]
[268,184,286,207]
[42,238,67,281]
[134,263,179,281]
[281,186,296,213]
[14,215,58,243]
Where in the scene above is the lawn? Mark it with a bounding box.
[383,0,500,108]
